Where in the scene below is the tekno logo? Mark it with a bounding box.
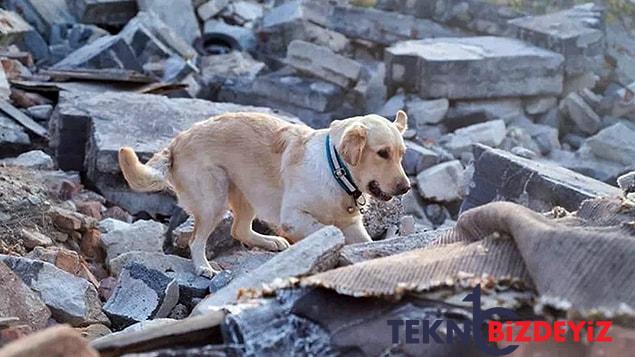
[387,285,613,356]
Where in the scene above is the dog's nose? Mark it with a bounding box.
[395,181,411,195]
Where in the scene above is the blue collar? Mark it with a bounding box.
[325,135,364,205]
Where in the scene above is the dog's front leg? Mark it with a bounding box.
[280,208,326,243]
[341,218,372,244]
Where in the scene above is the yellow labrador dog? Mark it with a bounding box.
[118,111,411,277]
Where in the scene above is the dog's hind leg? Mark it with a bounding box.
[228,185,290,251]
[176,166,229,278]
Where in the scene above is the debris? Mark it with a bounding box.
[440,120,507,157]
[103,262,179,330]
[2,150,54,169]
[51,35,143,73]
[585,122,635,166]
[137,0,201,45]
[0,99,47,138]
[559,92,601,135]
[286,40,362,88]
[402,141,439,176]
[0,262,51,331]
[100,220,166,265]
[25,104,53,121]
[416,160,465,202]
[524,96,558,115]
[617,171,635,194]
[197,0,229,21]
[461,145,621,213]
[20,228,54,249]
[0,255,108,326]
[68,0,138,26]
[0,10,33,47]
[385,37,564,99]
[406,97,448,126]
[203,19,256,52]
[192,226,345,314]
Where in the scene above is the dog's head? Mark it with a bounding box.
[330,111,410,201]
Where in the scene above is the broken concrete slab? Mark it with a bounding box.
[103,262,179,330]
[192,226,345,314]
[385,36,564,99]
[67,0,138,26]
[101,220,166,265]
[461,144,621,213]
[339,229,449,266]
[0,10,33,47]
[416,160,465,202]
[50,91,300,215]
[327,5,460,46]
[199,51,265,98]
[585,122,635,166]
[444,99,524,130]
[51,35,143,72]
[406,97,448,127]
[137,0,200,45]
[509,3,605,75]
[286,40,362,88]
[0,255,108,326]
[2,150,54,169]
[440,119,507,157]
[0,262,51,331]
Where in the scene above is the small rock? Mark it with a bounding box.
[137,0,200,45]
[402,141,439,175]
[76,201,103,220]
[617,172,635,193]
[585,122,635,166]
[440,120,506,156]
[103,262,179,330]
[524,96,557,115]
[101,220,166,265]
[2,150,54,170]
[378,92,405,118]
[416,160,465,202]
[26,104,53,121]
[0,255,108,326]
[197,0,229,21]
[98,277,117,302]
[98,218,131,233]
[20,229,54,249]
[560,92,601,134]
[102,206,133,223]
[168,304,189,320]
[407,97,449,126]
[286,40,362,88]
[78,324,112,341]
[0,262,51,331]
[26,246,81,276]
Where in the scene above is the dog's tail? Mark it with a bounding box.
[118,147,171,192]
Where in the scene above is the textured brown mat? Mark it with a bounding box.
[303,198,635,315]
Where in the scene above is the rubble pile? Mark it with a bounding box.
[0,0,634,355]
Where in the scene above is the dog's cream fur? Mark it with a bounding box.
[118,111,410,277]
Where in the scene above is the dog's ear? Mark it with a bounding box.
[394,110,408,134]
[339,123,368,166]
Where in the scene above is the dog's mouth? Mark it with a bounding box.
[368,180,392,201]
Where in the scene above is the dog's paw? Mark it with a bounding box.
[195,265,221,279]
[264,236,290,251]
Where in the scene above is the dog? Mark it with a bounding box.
[118,111,411,277]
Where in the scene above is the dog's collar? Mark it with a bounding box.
[325,135,365,207]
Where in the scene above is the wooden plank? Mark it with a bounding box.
[0,99,48,138]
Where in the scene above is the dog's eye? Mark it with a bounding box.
[377,149,390,159]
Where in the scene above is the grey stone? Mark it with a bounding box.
[378,92,406,118]
[101,220,166,265]
[0,113,30,153]
[585,122,635,166]
[258,0,350,56]
[509,3,605,75]
[50,91,300,215]
[197,0,229,21]
[547,148,625,184]
[26,104,54,121]
[524,96,558,115]
[416,160,465,202]
[230,1,263,24]
[137,0,200,45]
[606,81,635,120]
[109,251,210,305]
[51,35,143,72]
[0,9,33,47]
[0,64,10,101]
[407,97,448,126]
[560,92,601,135]
[2,150,54,169]
[103,262,179,330]
[509,116,561,155]
[385,36,564,99]
[351,61,387,113]
[99,218,132,233]
[203,19,256,51]
[286,40,362,88]
[339,229,449,266]
[192,226,345,313]
[4,0,76,38]
[403,141,439,175]
[440,120,506,156]
[0,255,108,326]
[461,144,621,213]
[378,0,523,36]
[617,172,635,193]
[67,0,137,26]
[328,5,460,46]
